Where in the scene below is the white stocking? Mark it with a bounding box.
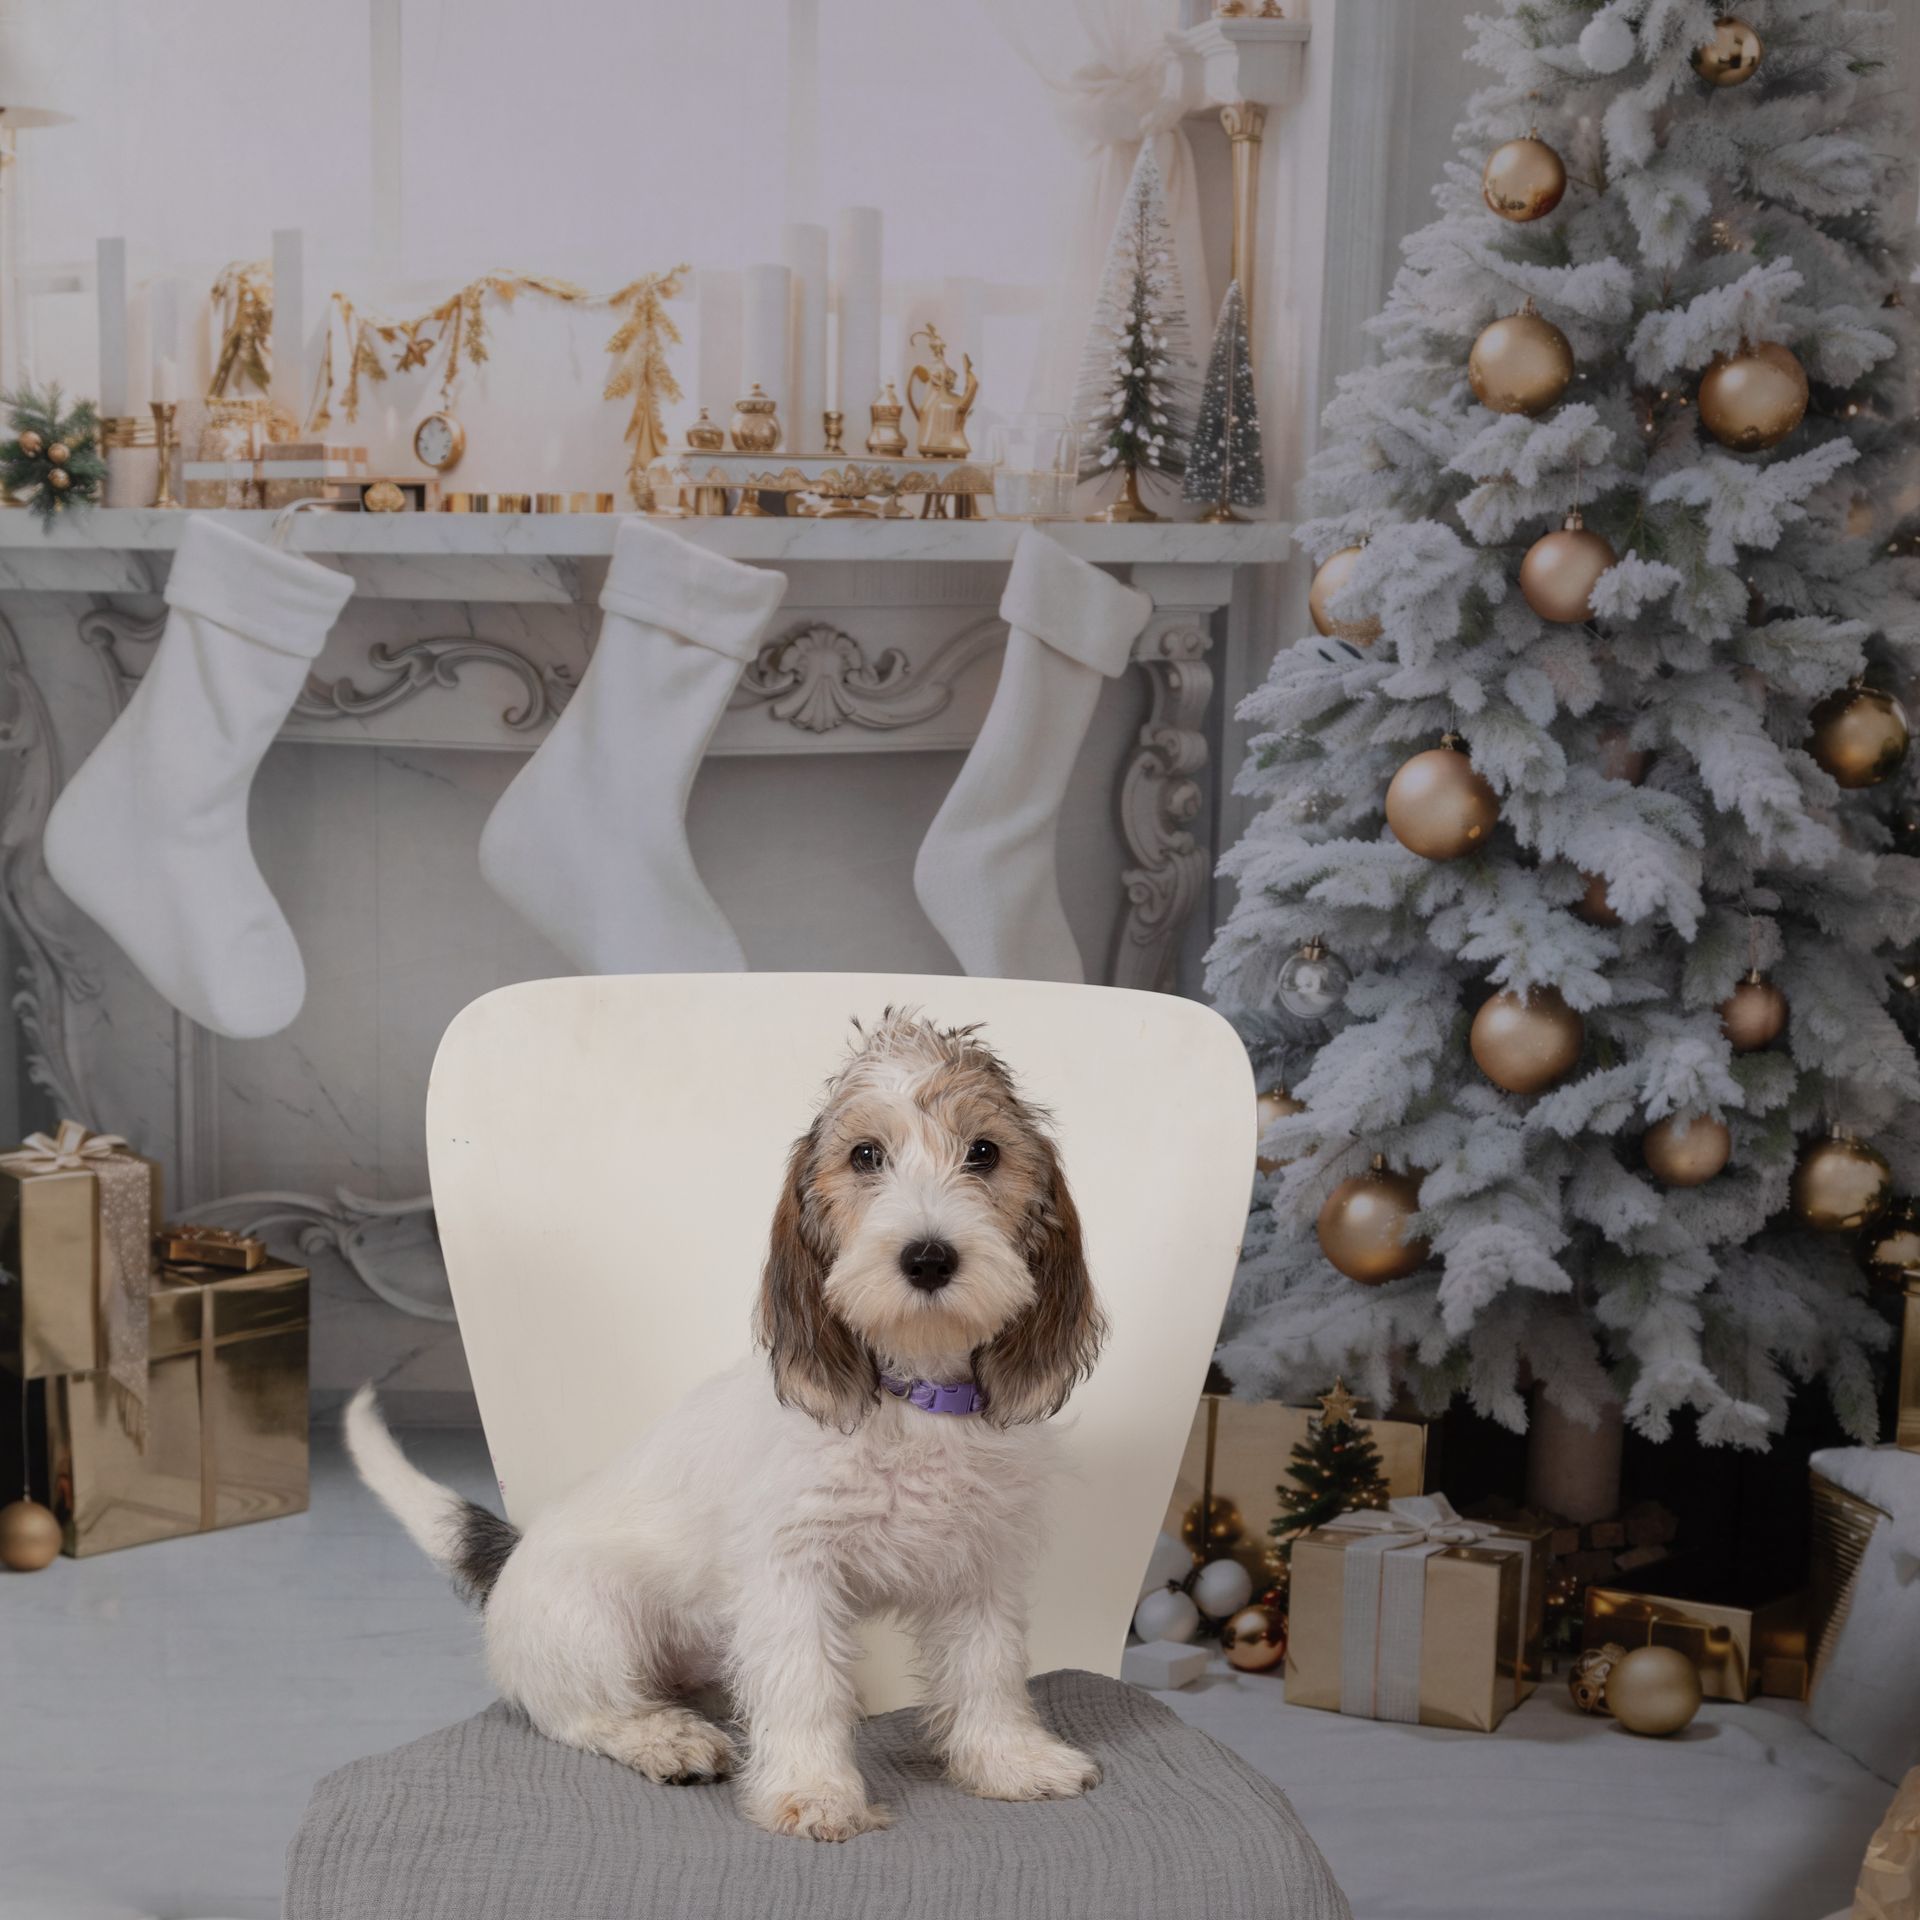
[43,516,353,1039]
[914,530,1152,982]
[479,520,787,973]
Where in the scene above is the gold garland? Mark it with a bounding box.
[308,267,687,505]
[207,260,274,400]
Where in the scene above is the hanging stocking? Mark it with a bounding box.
[43,516,353,1040]
[480,519,787,973]
[914,530,1152,982]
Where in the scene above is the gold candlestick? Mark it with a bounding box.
[823,410,845,455]
[150,401,181,509]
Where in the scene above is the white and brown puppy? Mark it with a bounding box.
[347,1010,1105,1841]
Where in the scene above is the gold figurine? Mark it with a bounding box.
[905,326,978,460]
[867,382,909,458]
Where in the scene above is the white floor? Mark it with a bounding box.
[0,1423,1895,1920]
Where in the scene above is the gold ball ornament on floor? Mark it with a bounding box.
[1643,1112,1732,1188]
[1808,684,1910,790]
[1482,134,1567,223]
[1792,1129,1892,1233]
[0,1496,61,1571]
[1698,342,1808,451]
[1385,736,1500,861]
[1317,1155,1429,1284]
[1521,511,1617,624]
[1574,871,1621,928]
[1859,1199,1920,1290]
[1605,1643,1703,1737]
[1469,304,1575,416]
[1570,1642,1629,1715]
[1220,1603,1289,1674]
[1256,1087,1306,1175]
[1719,970,1788,1051]
[1693,14,1763,87]
[1308,545,1381,644]
[1470,986,1585,1096]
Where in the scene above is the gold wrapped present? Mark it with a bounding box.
[1582,1575,1807,1702]
[156,1223,267,1272]
[1285,1494,1548,1731]
[1811,1467,1887,1696]
[46,1256,308,1556]
[1853,1766,1920,1920]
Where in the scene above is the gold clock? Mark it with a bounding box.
[413,410,466,473]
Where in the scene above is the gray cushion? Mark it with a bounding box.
[285,1668,1350,1919]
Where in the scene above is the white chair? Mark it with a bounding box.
[286,974,1351,1920]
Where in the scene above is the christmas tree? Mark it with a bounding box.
[1271,1381,1390,1559]
[1070,144,1198,518]
[1185,280,1265,520]
[1208,1,1920,1452]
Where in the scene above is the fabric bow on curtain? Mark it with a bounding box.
[983,0,1212,419]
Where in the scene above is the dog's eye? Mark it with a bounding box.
[964,1140,999,1172]
[850,1140,884,1173]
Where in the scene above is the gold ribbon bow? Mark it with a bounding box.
[0,1118,131,1175]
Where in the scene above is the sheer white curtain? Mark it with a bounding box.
[980,0,1211,418]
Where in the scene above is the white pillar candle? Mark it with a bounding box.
[694,267,742,422]
[271,227,304,425]
[154,356,179,406]
[833,205,882,439]
[784,222,828,454]
[96,237,128,419]
[149,276,180,376]
[740,261,791,436]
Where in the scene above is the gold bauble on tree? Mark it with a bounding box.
[1308,544,1381,644]
[1792,1127,1892,1233]
[1574,871,1621,928]
[46,441,69,466]
[0,1496,61,1571]
[1859,1200,1920,1290]
[45,468,71,492]
[1181,1497,1245,1557]
[1385,735,1500,861]
[1692,14,1763,87]
[1698,342,1808,451]
[1597,726,1651,785]
[1469,302,1574,416]
[1482,134,1568,223]
[1644,1112,1732,1188]
[1220,1603,1289,1673]
[1719,970,1788,1051]
[1520,511,1617,624]
[1808,684,1911,790]
[16,429,42,458]
[1256,1087,1306,1175]
[1317,1155,1429,1285]
[1606,1643,1703,1736]
[1470,986,1585,1096]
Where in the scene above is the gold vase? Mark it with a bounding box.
[729,385,781,454]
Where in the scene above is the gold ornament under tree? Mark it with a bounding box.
[1481,133,1567,223]
[1719,971,1788,1051]
[1308,544,1381,644]
[1693,15,1763,87]
[1521,511,1617,624]
[1385,736,1500,861]
[1470,986,1585,1095]
[1859,1200,1920,1290]
[1698,342,1807,452]
[1644,1112,1732,1187]
[1469,302,1574,416]
[1607,1643,1703,1736]
[1808,684,1910,790]
[1256,1087,1305,1175]
[1317,1155,1429,1284]
[1792,1127,1892,1233]
[0,1495,61,1571]
[1220,1603,1288,1673]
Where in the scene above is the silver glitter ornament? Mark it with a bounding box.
[1276,938,1352,1020]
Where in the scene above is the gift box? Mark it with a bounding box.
[1284,1494,1549,1731]
[0,1121,162,1383]
[183,439,368,510]
[1582,1567,1807,1701]
[46,1254,309,1556]
[1852,1766,1920,1920]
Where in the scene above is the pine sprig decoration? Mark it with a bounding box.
[1185,279,1265,514]
[3,386,105,526]
[1270,1380,1390,1561]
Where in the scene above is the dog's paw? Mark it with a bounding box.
[953,1735,1101,1802]
[750,1784,892,1842]
[608,1708,737,1785]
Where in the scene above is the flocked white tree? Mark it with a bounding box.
[1208,0,1920,1450]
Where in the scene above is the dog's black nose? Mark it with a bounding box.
[900,1239,959,1291]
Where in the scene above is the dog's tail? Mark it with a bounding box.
[344,1384,519,1607]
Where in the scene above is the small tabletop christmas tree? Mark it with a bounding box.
[3,386,104,526]
[1185,279,1265,522]
[1271,1380,1390,1561]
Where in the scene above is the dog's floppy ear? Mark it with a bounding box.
[974,1132,1105,1427]
[754,1128,876,1432]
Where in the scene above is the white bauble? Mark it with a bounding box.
[1192,1557,1255,1620]
[1138,1530,1194,1601]
[1132,1586,1202,1645]
[1580,12,1635,72]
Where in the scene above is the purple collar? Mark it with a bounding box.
[880,1373,981,1417]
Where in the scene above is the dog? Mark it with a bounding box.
[347,1008,1106,1841]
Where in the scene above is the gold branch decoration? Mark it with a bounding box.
[207,261,274,400]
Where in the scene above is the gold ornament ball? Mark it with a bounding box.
[1574,871,1621,928]
[46,440,70,466]
[1181,1497,1245,1555]
[1693,14,1763,87]
[1317,1156,1429,1285]
[1469,309,1575,417]
[0,1496,61,1571]
[1597,727,1651,785]
[1792,1131,1892,1233]
[1470,986,1585,1096]
[44,468,71,492]
[1482,136,1568,223]
[1570,1641,1629,1715]
[1809,685,1910,790]
[1698,342,1808,452]
[1385,740,1500,861]
[1220,1603,1289,1674]
[1308,545,1381,645]
[1256,1086,1305,1175]
[1719,971,1788,1052]
[16,428,42,458]
[1644,1112,1732,1188]
[1859,1200,1920,1290]
[1521,512,1617,624]
[1606,1643,1703,1737]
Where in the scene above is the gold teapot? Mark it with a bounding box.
[905,326,978,459]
